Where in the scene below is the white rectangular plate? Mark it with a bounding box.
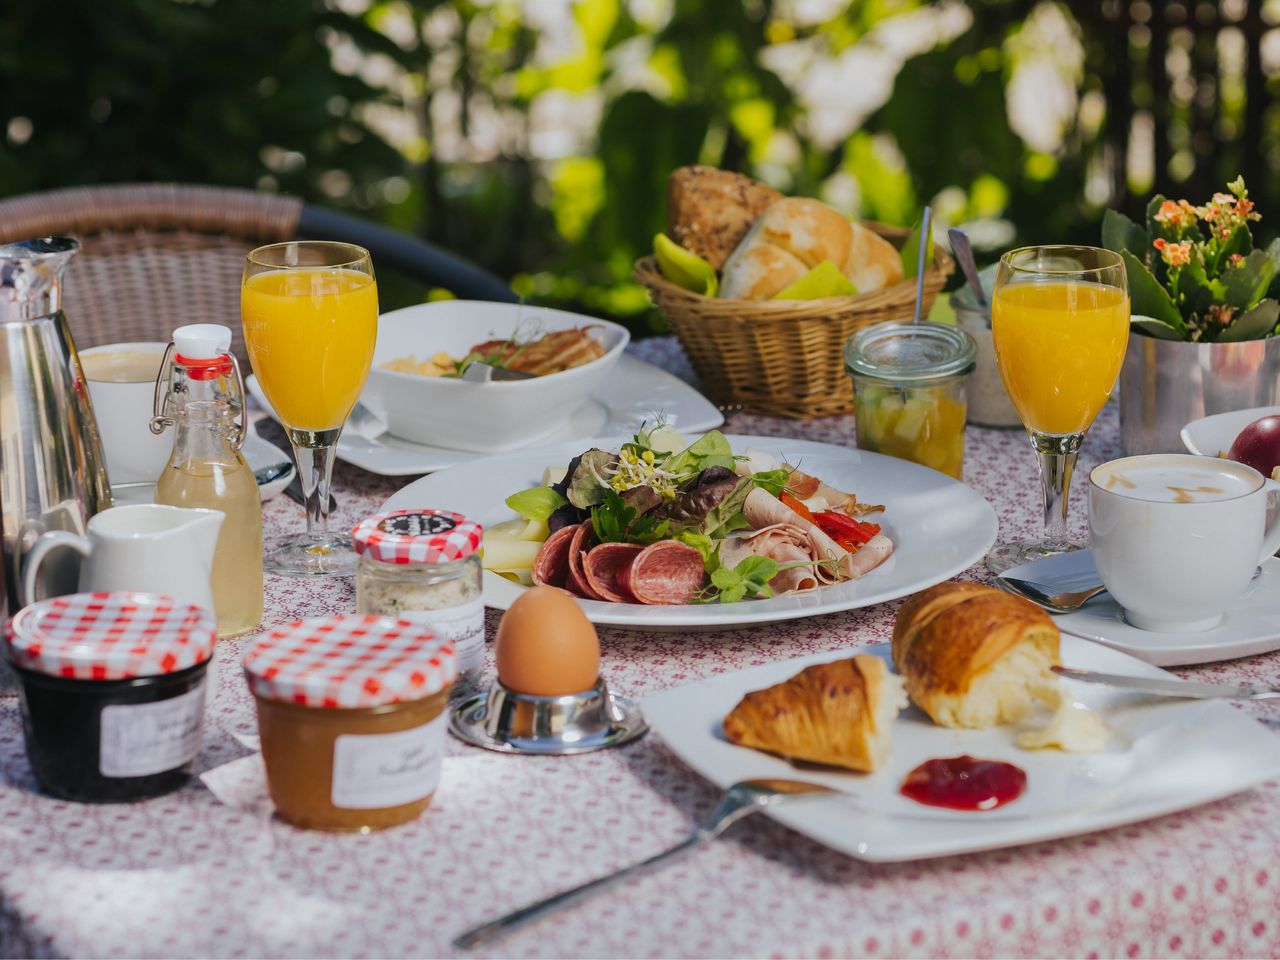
[641,636,1280,862]
[247,353,724,477]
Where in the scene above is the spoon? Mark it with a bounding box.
[253,460,292,486]
[997,575,1106,613]
[911,205,933,325]
[453,778,842,949]
[460,360,536,382]
[947,227,986,308]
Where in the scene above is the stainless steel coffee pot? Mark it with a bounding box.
[0,237,112,617]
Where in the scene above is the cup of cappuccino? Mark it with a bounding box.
[80,342,171,485]
[1088,454,1280,632]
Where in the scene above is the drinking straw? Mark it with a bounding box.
[912,205,932,326]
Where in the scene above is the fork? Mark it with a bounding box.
[453,778,842,949]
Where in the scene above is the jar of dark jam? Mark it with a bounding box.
[242,615,456,832]
[3,591,217,803]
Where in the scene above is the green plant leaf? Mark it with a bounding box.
[1130,316,1185,340]
[1217,300,1280,342]
[1102,209,1150,264]
[1222,250,1276,310]
[1121,250,1184,334]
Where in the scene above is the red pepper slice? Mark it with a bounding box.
[813,510,881,547]
[779,491,814,522]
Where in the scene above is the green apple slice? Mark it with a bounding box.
[773,260,858,299]
[654,233,718,296]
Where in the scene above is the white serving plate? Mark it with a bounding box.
[363,300,629,452]
[1181,405,1280,458]
[641,637,1280,862]
[248,353,724,477]
[1003,546,1280,666]
[110,428,293,506]
[381,435,998,630]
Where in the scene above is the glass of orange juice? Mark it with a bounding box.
[242,241,378,577]
[987,245,1129,573]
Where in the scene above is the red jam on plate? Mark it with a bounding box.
[900,755,1027,811]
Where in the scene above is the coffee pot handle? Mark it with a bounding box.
[1260,479,1280,565]
[22,531,90,608]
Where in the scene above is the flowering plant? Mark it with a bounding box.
[1103,177,1280,342]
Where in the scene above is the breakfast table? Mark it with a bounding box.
[2,335,1280,960]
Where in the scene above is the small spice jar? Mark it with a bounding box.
[243,615,456,832]
[845,322,977,480]
[4,592,216,803]
[354,509,484,699]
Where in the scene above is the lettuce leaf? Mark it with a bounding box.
[504,486,568,522]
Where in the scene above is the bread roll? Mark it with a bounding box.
[891,582,1060,729]
[667,166,783,270]
[719,197,905,300]
[723,654,907,772]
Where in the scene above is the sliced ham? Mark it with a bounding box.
[564,523,604,600]
[583,542,644,603]
[717,523,820,595]
[851,533,895,577]
[623,541,706,604]
[742,487,893,581]
[531,524,577,587]
[734,448,882,517]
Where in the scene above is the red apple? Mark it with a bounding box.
[1227,415,1280,478]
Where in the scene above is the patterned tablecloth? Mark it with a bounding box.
[3,336,1280,960]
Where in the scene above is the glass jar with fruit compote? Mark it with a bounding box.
[845,322,976,480]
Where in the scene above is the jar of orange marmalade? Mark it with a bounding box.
[242,615,456,832]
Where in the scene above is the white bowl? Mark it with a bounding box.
[1180,405,1280,458]
[362,301,630,453]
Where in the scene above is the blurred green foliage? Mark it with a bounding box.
[0,0,1136,330]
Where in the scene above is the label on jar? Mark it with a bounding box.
[99,680,207,779]
[330,712,446,810]
[397,598,485,674]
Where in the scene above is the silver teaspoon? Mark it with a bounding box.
[453,778,843,949]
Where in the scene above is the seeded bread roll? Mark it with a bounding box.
[666,166,783,270]
[891,582,1061,729]
[719,197,905,300]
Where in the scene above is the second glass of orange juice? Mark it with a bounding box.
[988,245,1129,573]
[242,241,378,577]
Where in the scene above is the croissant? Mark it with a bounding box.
[892,582,1060,729]
[723,654,906,772]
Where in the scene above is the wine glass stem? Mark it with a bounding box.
[289,428,341,540]
[1031,431,1083,548]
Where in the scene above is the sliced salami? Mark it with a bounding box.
[623,540,706,605]
[564,522,604,600]
[582,542,644,603]
[531,524,577,587]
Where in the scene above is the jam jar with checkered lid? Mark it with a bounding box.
[242,615,457,832]
[353,509,484,700]
[3,591,217,803]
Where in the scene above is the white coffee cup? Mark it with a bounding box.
[80,341,172,484]
[1088,454,1280,632]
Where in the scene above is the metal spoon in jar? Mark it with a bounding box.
[453,778,843,949]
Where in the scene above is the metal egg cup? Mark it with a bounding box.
[450,675,647,755]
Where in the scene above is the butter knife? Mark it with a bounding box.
[1053,666,1280,701]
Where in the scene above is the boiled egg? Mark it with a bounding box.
[495,585,600,696]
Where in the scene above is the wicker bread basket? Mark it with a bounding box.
[635,223,954,419]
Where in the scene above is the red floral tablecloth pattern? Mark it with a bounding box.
[2,336,1279,959]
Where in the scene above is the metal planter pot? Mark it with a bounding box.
[1119,329,1280,455]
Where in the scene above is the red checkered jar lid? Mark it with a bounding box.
[352,509,483,565]
[4,592,217,681]
[242,615,457,709]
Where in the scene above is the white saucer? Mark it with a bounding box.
[110,429,294,506]
[1181,404,1280,458]
[246,352,725,476]
[1003,548,1280,666]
